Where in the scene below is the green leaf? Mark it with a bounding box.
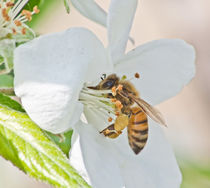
[0,93,24,112]
[0,104,90,188]
[45,130,73,158]
[63,0,70,13]
[0,74,13,88]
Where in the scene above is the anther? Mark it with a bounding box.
[115,111,120,116]
[6,2,15,7]
[108,117,113,122]
[21,10,32,21]
[2,8,10,21]
[111,98,117,103]
[14,20,22,26]
[33,6,40,14]
[135,73,140,79]
[121,75,127,80]
[115,100,123,110]
[21,27,26,35]
[12,28,17,35]
[112,86,117,96]
[117,84,123,91]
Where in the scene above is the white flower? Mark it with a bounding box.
[0,0,39,73]
[0,0,39,41]
[14,0,195,187]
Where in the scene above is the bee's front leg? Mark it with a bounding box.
[100,124,122,139]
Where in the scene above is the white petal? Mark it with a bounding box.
[114,39,196,105]
[84,107,181,187]
[115,121,182,188]
[71,0,106,26]
[108,0,137,62]
[14,28,107,133]
[69,122,124,188]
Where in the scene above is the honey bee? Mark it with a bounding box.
[88,74,166,154]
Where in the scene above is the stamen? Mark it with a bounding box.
[21,27,26,34]
[14,20,22,26]
[111,98,117,103]
[115,111,120,116]
[121,75,127,80]
[33,6,40,14]
[2,8,11,21]
[135,72,140,79]
[117,84,123,91]
[6,2,15,7]
[115,100,123,110]
[21,9,32,21]
[108,117,113,122]
[112,86,117,96]
[12,28,17,35]
[0,0,39,39]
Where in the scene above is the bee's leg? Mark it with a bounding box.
[100,124,122,139]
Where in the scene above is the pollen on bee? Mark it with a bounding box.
[115,111,120,116]
[112,86,117,96]
[111,98,117,103]
[115,100,123,110]
[108,117,113,122]
[117,84,123,91]
[135,72,140,79]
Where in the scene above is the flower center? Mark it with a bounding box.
[79,86,118,122]
[79,73,140,125]
[0,0,39,39]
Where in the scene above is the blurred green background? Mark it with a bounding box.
[0,0,210,187]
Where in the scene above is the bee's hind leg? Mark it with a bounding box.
[100,124,122,139]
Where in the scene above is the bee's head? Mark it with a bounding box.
[88,74,119,90]
[100,74,119,89]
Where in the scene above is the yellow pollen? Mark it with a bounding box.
[33,6,40,14]
[121,75,127,80]
[117,84,123,91]
[2,8,10,21]
[115,111,120,116]
[111,98,117,103]
[115,100,123,110]
[14,20,22,26]
[135,72,140,79]
[6,2,15,7]
[12,28,17,35]
[112,86,117,96]
[108,117,113,122]
[21,10,32,21]
[21,27,26,35]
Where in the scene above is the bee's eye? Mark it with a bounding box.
[102,80,115,89]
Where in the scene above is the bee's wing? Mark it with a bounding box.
[132,97,167,126]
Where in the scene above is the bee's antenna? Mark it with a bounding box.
[101,73,106,80]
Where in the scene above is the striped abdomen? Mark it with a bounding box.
[127,107,148,154]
